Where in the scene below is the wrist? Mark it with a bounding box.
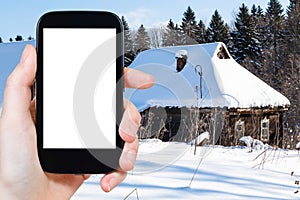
[0,182,41,200]
[0,187,19,200]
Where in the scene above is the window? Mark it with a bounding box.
[261,118,270,142]
[235,120,245,139]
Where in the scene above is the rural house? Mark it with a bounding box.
[125,42,290,147]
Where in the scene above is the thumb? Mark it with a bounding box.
[1,45,36,118]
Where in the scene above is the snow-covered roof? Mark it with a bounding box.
[0,41,35,109]
[125,42,290,111]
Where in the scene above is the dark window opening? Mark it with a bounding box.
[217,45,230,59]
[176,57,187,72]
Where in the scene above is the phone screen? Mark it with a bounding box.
[43,28,116,149]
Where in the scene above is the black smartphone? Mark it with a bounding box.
[36,11,124,174]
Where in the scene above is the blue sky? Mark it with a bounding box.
[0,0,290,42]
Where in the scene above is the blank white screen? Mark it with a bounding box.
[43,28,116,149]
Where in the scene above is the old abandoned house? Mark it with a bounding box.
[125,42,290,147]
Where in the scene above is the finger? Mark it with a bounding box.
[124,67,154,89]
[45,173,90,198]
[119,137,139,171]
[100,170,127,192]
[82,174,91,180]
[119,99,141,143]
[1,45,36,118]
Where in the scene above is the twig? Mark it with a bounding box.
[252,149,268,161]
[188,147,208,188]
[252,148,274,169]
[123,188,139,200]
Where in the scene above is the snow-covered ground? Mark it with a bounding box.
[73,140,300,200]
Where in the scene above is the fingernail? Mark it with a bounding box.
[20,45,30,64]
[107,184,111,192]
[107,178,117,192]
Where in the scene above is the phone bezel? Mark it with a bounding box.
[36,11,124,174]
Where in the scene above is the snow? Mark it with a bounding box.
[189,131,210,146]
[0,41,35,110]
[73,140,300,199]
[240,136,254,148]
[239,136,270,151]
[296,142,300,149]
[138,138,169,154]
[252,139,266,151]
[125,42,290,111]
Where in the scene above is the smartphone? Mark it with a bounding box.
[36,11,124,173]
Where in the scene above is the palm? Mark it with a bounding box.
[0,98,86,200]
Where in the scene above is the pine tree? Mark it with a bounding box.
[28,36,34,40]
[251,5,265,49]
[286,0,300,54]
[180,6,198,44]
[251,5,265,36]
[121,16,135,66]
[206,10,229,44]
[162,19,183,46]
[251,4,258,15]
[249,4,265,77]
[231,3,263,74]
[134,24,150,54]
[195,20,207,44]
[251,4,264,17]
[15,35,23,41]
[264,0,286,91]
[162,19,175,46]
[284,0,300,128]
[9,38,13,42]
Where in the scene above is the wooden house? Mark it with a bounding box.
[125,43,290,147]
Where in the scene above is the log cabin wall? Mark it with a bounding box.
[139,107,288,148]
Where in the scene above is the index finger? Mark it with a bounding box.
[124,67,154,89]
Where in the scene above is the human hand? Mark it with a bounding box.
[100,66,155,192]
[0,45,154,199]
